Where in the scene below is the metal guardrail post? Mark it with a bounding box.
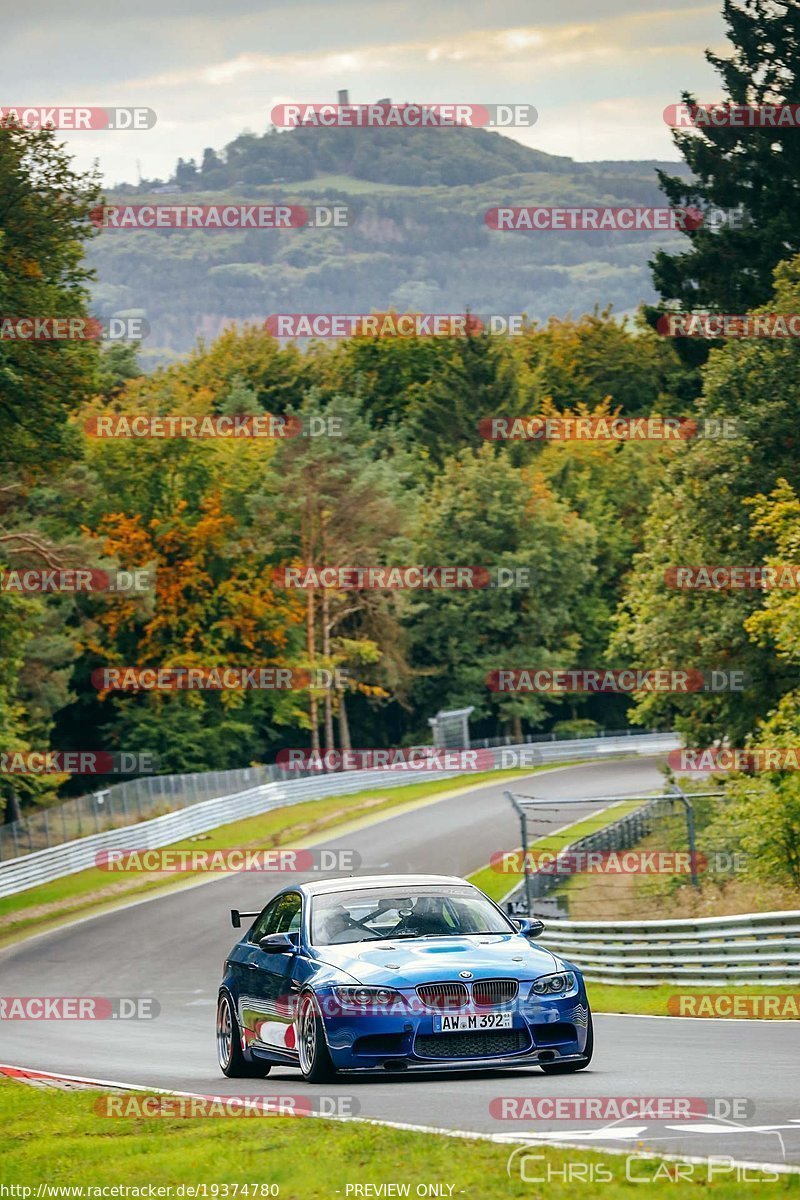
[670,781,700,888]
[504,789,534,915]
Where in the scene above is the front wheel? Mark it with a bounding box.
[296,992,337,1083]
[540,1013,593,1075]
[217,992,272,1078]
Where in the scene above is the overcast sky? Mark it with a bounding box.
[1,0,729,185]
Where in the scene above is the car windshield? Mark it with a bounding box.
[310,885,514,945]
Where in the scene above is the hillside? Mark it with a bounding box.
[90,123,693,363]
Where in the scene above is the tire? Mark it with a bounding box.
[540,1013,593,1075]
[296,992,337,1083]
[217,992,272,1078]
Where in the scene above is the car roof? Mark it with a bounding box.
[298,873,472,897]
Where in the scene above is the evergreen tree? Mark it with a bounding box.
[650,0,800,364]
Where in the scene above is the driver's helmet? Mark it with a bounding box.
[401,895,447,933]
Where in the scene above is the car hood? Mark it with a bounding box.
[312,934,560,986]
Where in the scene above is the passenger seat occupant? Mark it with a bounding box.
[322,906,353,942]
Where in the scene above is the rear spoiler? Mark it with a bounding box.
[230,909,261,929]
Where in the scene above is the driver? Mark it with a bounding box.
[393,895,449,937]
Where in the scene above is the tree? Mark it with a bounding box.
[405,445,596,739]
[174,157,198,186]
[518,310,690,414]
[67,365,307,770]
[406,328,520,466]
[0,120,102,810]
[615,255,800,746]
[0,120,101,470]
[319,328,449,427]
[527,398,678,726]
[650,0,800,363]
[260,391,408,752]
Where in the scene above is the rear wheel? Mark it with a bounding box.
[540,1014,593,1075]
[297,992,337,1083]
[217,992,272,1078]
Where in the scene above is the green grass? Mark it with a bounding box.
[586,983,800,1019]
[1,765,562,948]
[0,1078,793,1193]
[469,798,647,902]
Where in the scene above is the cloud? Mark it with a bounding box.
[129,6,720,91]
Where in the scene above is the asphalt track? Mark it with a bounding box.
[1,757,798,1169]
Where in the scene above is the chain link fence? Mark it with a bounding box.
[0,764,288,862]
[505,795,675,918]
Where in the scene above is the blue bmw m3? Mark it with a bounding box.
[217,873,593,1082]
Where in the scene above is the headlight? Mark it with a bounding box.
[529,971,577,998]
[331,986,404,1010]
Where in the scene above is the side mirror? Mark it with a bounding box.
[513,917,545,938]
[259,932,296,954]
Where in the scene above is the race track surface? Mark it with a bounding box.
[2,757,798,1169]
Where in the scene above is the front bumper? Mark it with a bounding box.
[318,987,591,1073]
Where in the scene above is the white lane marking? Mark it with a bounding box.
[508,1126,650,1141]
[2,1061,799,1175]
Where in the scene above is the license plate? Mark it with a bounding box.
[434,1012,514,1032]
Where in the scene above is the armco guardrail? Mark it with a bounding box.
[0,727,671,862]
[540,910,800,986]
[0,732,677,897]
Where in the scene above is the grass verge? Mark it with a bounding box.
[0,1078,793,1193]
[0,766,559,949]
[586,983,800,1019]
